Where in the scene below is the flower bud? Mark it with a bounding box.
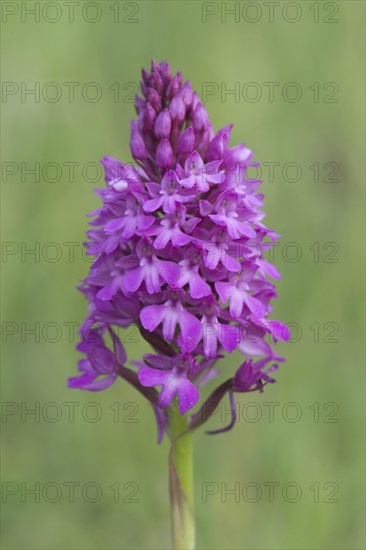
[159,61,172,84]
[189,92,199,117]
[177,127,195,154]
[151,59,160,73]
[154,108,172,140]
[193,103,209,132]
[140,80,147,97]
[181,81,193,107]
[166,73,182,99]
[196,127,212,155]
[150,72,163,95]
[130,121,147,160]
[224,144,253,168]
[169,95,186,122]
[206,125,233,161]
[143,103,157,130]
[156,138,174,169]
[135,95,145,115]
[141,68,150,85]
[146,87,162,112]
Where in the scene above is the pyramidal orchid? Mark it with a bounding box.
[69,60,289,550]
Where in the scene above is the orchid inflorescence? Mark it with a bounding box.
[68,60,289,441]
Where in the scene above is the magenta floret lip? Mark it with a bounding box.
[69,60,288,436]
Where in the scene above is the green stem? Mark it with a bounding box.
[168,402,195,550]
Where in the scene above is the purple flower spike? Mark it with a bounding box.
[69,60,288,439]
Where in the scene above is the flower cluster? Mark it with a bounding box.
[69,60,289,437]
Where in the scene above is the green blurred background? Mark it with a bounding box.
[1,1,365,548]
